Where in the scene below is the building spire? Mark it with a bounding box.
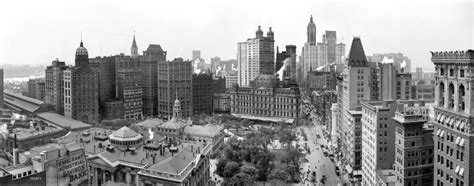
[131,30,138,57]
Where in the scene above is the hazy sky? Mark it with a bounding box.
[1,0,473,72]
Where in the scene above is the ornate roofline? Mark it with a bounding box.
[430,50,474,59]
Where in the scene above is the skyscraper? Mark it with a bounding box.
[64,41,99,124]
[157,58,193,118]
[45,59,67,114]
[326,31,337,64]
[393,101,434,186]
[415,67,423,81]
[336,37,376,176]
[0,69,3,108]
[301,16,318,82]
[335,43,346,64]
[432,50,474,186]
[142,44,167,116]
[276,45,297,81]
[192,72,213,115]
[237,26,275,87]
[192,50,201,61]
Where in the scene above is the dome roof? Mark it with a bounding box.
[174,99,180,105]
[111,126,140,139]
[267,27,274,35]
[256,25,263,36]
[75,41,88,56]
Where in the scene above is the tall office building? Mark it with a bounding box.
[157,58,193,118]
[335,43,346,64]
[276,45,297,80]
[45,59,67,114]
[301,16,318,82]
[317,40,329,68]
[336,37,376,177]
[0,69,3,108]
[27,78,46,101]
[326,31,337,64]
[63,41,99,124]
[192,72,213,115]
[432,50,474,186]
[378,63,397,100]
[393,101,434,186]
[396,73,412,100]
[142,44,167,116]
[115,55,143,120]
[237,26,275,87]
[192,50,201,61]
[415,67,423,81]
[361,100,399,185]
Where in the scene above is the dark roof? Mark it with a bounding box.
[36,112,91,130]
[131,36,138,48]
[146,44,163,52]
[347,37,368,67]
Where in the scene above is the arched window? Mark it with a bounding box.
[448,83,455,109]
[460,69,465,78]
[439,82,445,106]
[459,84,465,111]
[450,69,454,77]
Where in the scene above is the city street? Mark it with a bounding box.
[297,125,349,186]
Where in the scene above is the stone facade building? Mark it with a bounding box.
[432,50,474,186]
[237,26,275,87]
[230,74,300,123]
[45,59,67,114]
[63,41,99,124]
[157,58,192,119]
[393,102,434,186]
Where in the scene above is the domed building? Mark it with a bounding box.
[108,126,143,150]
[63,41,99,124]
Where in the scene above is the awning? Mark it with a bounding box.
[455,120,461,128]
[436,129,441,136]
[459,168,464,176]
[436,114,441,121]
[446,117,451,125]
[345,165,353,173]
[459,138,465,147]
[455,137,461,145]
[440,115,446,123]
[455,165,460,173]
[440,130,445,137]
[459,122,466,130]
[449,118,455,126]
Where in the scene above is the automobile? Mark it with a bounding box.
[320,144,325,148]
[304,158,310,163]
[323,151,328,156]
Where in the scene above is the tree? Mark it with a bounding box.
[240,164,257,175]
[223,161,240,178]
[268,168,290,182]
[279,129,296,148]
[215,158,228,177]
[227,173,255,186]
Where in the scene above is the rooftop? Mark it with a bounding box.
[8,122,64,141]
[36,112,91,130]
[183,124,224,138]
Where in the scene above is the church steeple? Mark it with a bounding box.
[172,91,182,120]
[131,31,138,58]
